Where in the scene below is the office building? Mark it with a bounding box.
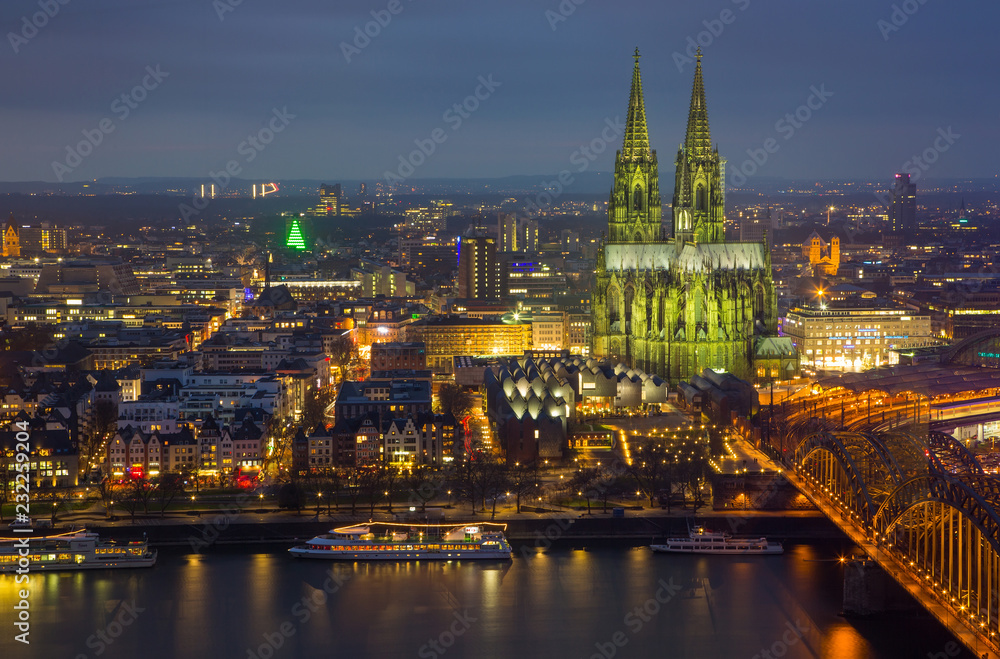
[457,231,501,300]
[889,173,917,234]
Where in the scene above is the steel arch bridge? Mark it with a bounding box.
[793,428,1000,655]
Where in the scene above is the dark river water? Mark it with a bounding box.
[0,542,975,659]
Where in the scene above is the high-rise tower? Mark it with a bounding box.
[889,173,916,234]
[672,49,726,244]
[607,49,662,244]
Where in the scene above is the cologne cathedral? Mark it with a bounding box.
[591,49,782,384]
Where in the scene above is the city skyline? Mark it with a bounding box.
[1,0,996,184]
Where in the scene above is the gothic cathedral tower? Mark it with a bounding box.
[591,49,787,385]
[607,49,662,244]
[672,49,726,245]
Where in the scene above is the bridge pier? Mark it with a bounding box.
[843,557,886,616]
[843,557,921,616]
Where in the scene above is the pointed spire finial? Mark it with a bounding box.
[622,49,650,160]
[634,47,640,63]
[684,50,711,157]
[696,46,702,62]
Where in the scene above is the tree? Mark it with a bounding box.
[456,460,479,516]
[49,491,72,525]
[277,482,306,512]
[179,463,199,494]
[437,384,474,419]
[481,457,509,520]
[505,461,537,513]
[404,465,434,512]
[323,472,342,513]
[569,467,600,515]
[99,478,120,519]
[381,463,401,513]
[358,468,383,517]
[344,468,366,515]
[118,478,153,523]
[328,335,357,387]
[594,462,628,513]
[627,438,670,507]
[154,473,185,516]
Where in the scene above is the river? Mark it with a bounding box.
[0,542,972,658]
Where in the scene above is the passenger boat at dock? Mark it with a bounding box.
[289,523,512,561]
[0,529,157,572]
[650,525,783,555]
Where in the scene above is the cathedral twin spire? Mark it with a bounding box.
[607,48,661,244]
[610,48,724,245]
[622,47,650,160]
[684,49,712,159]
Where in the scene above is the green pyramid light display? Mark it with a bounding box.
[286,219,307,250]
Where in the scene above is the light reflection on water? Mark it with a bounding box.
[0,544,972,659]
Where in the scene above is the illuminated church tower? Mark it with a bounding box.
[672,50,726,245]
[591,50,787,384]
[608,49,662,244]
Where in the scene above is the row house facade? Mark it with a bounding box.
[106,416,265,479]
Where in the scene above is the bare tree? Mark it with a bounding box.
[627,438,669,507]
[154,473,185,516]
[569,467,600,515]
[119,478,155,523]
[382,463,401,513]
[481,457,509,520]
[358,468,384,517]
[404,465,434,512]
[505,461,537,514]
[344,468,365,515]
[98,478,119,519]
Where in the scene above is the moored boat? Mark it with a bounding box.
[651,525,783,555]
[289,523,512,561]
[0,529,157,572]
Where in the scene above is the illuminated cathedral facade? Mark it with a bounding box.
[591,50,782,384]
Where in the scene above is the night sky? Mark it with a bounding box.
[2,0,996,184]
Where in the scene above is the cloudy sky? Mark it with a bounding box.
[1,0,996,184]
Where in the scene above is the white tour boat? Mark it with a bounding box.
[651,525,783,555]
[0,529,157,572]
[289,523,512,561]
